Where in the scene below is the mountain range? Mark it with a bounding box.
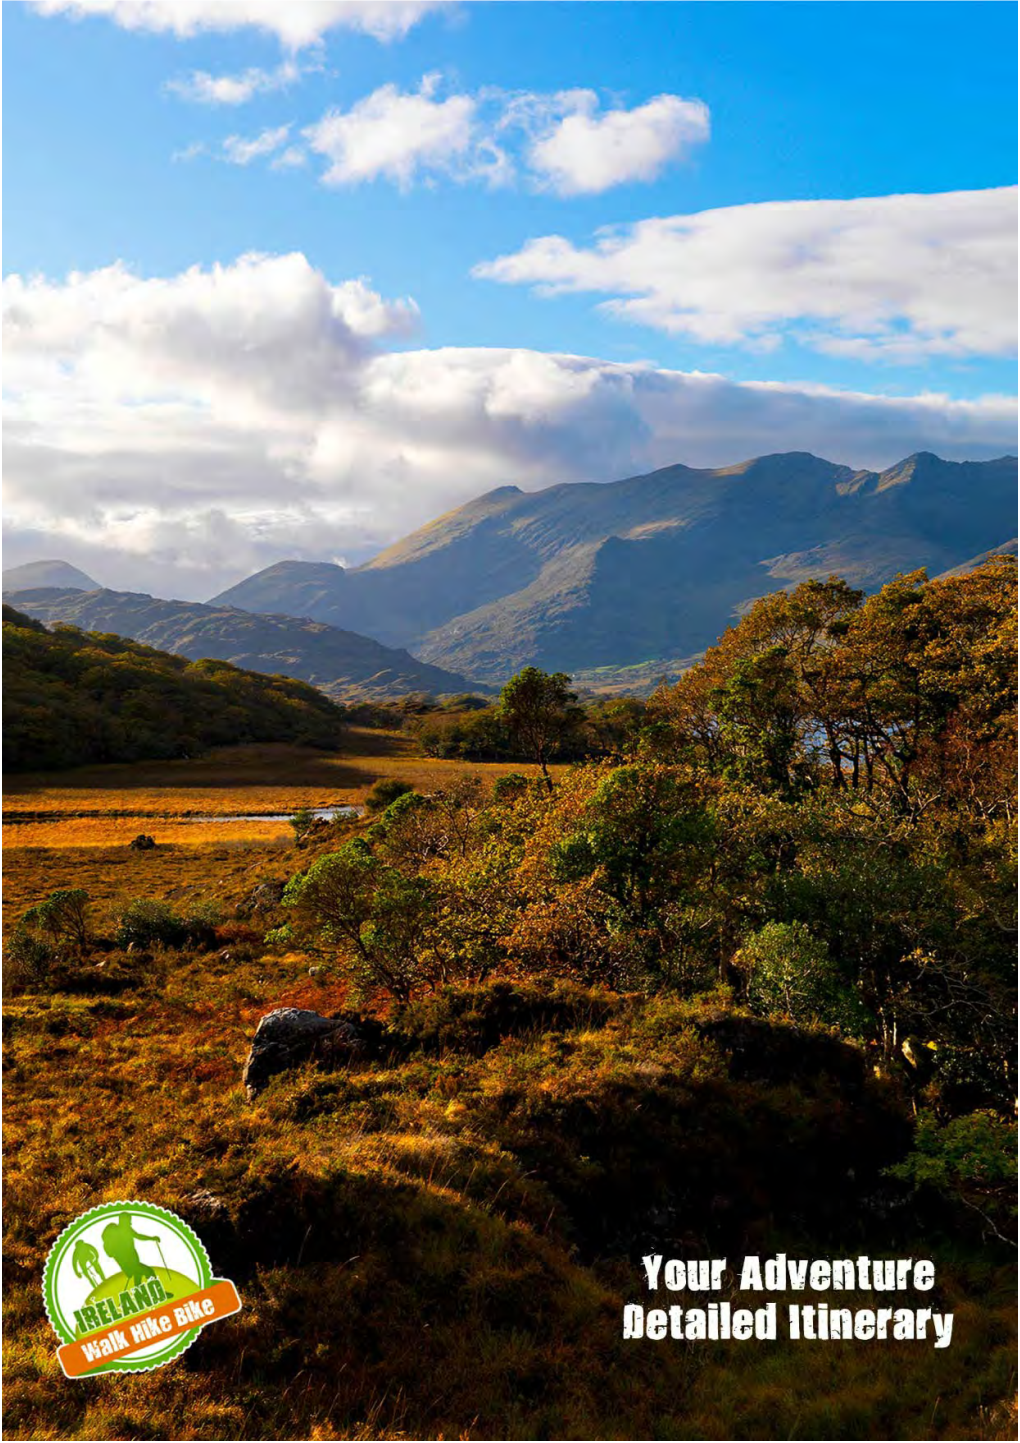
[5,450,1016,693]
[209,450,1018,682]
[0,590,475,700]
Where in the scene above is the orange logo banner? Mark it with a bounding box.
[57,1280,242,1378]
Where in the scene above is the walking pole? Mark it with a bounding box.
[153,1236,171,1288]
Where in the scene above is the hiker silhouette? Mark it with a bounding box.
[71,1239,104,1291]
[101,1213,160,1288]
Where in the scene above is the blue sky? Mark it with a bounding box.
[3,1,1017,596]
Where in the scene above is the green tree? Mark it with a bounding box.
[539,763,720,987]
[497,667,579,791]
[712,647,804,796]
[283,840,443,1000]
[290,808,315,839]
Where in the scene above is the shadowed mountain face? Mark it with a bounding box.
[1,589,477,700]
[209,451,1019,683]
[2,559,99,593]
[935,539,1018,580]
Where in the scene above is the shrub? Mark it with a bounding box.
[368,791,450,866]
[290,808,316,838]
[735,921,872,1036]
[18,888,91,951]
[415,708,511,760]
[887,1109,1017,1243]
[365,778,416,813]
[283,840,447,1000]
[114,898,219,951]
[493,772,530,802]
[3,928,57,993]
[116,899,188,949]
[381,790,430,823]
[391,979,622,1056]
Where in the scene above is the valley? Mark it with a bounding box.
[6,450,1016,695]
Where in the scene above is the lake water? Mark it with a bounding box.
[187,805,362,824]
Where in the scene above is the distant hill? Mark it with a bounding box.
[2,559,100,593]
[2,602,348,772]
[210,451,1018,683]
[935,538,1018,580]
[1,589,477,700]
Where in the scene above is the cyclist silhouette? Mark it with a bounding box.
[101,1213,160,1288]
[71,1239,104,1291]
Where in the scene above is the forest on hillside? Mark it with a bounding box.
[2,604,347,771]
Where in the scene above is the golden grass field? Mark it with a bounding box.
[2,732,564,934]
[3,817,297,848]
[3,732,562,851]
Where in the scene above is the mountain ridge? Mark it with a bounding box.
[208,449,1018,682]
[0,588,479,700]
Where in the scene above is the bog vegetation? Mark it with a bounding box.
[2,559,1017,1441]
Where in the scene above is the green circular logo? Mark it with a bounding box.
[43,1201,216,1376]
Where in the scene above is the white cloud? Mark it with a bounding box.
[3,253,419,411]
[167,59,301,106]
[175,126,305,169]
[222,124,292,166]
[163,74,712,194]
[171,140,206,164]
[271,81,710,193]
[29,1,452,48]
[271,146,309,172]
[305,74,481,189]
[476,187,1018,360]
[527,92,709,195]
[3,253,1015,599]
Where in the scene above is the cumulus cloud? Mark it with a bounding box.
[177,126,305,169]
[271,146,309,172]
[526,92,709,195]
[296,80,709,192]
[3,253,1015,598]
[476,187,1018,360]
[305,74,484,189]
[3,253,420,411]
[166,59,302,106]
[29,1,452,48]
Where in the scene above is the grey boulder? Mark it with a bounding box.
[242,1007,364,1100]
